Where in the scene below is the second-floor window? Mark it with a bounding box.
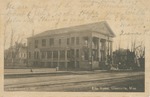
[71,37,75,45]
[67,38,70,45]
[83,37,88,47]
[42,39,46,46]
[59,39,61,45]
[35,40,38,48]
[28,52,31,58]
[76,37,79,45]
[49,38,54,46]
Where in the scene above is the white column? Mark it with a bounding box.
[89,36,93,70]
[58,50,60,67]
[45,52,47,67]
[65,50,67,69]
[98,38,101,61]
[51,51,53,67]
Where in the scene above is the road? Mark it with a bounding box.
[4,71,144,92]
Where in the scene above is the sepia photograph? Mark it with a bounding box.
[0,0,150,97]
[4,21,145,92]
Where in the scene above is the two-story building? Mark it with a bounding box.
[4,43,27,68]
[27,21,115,70]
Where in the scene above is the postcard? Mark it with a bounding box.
[0,0,150,97]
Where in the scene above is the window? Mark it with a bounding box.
[70,49,75,59]
[76,61,79,68]
[41,52,46,59]
[60,50,65,59]
[76,49,79,58]
[71,37,75,45]
[59,39,61,45]
[35,40,38,48]
[53,62,57,68]
[34,52,36,59]
[34,52,39,59]
[28,52,31,58]
[59,62,65,68]
[67,38,70,45]
[49,38,54,46]
[40,62,45,66]
[42,39,46,46]
[47,51,52,59]
[37,52,39,59]
[67,50,70,58]
[53,51,58,59]
[47,62,51,68]
[76,37,79,45]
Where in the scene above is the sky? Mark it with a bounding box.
[1,0,150,51]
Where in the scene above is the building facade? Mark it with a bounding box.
[27,21,115,70]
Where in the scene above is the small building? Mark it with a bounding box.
[4,43,27,68]
[27,21,115,70]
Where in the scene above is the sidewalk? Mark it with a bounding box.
[4,68,109,76]
[4,68,69,75]
[4,68,137,76]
